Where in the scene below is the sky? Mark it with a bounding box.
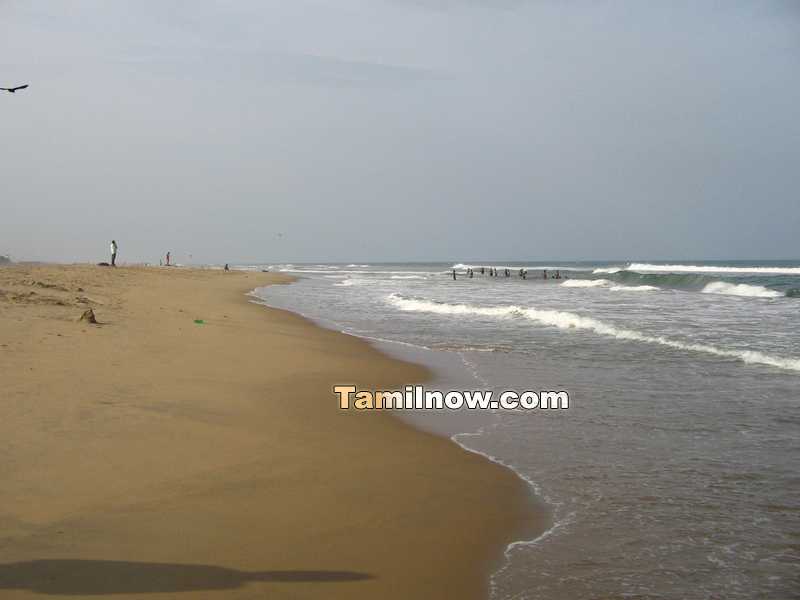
[1,0,799,264]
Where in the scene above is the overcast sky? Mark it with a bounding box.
[1,0,798,264]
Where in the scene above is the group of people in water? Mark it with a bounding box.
[453,267,564,281]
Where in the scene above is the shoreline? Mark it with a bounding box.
[250,282,555,572]
[0,264,544,599]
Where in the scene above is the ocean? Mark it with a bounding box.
[249,261,799,600]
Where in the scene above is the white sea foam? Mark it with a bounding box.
[701,281,782,298]
[593,267,622,274]
[562,279,659,292]
[385,294,800,372]
[561,279,610,288]
[609,284,660,292]
[390,275,426,279]
[628,263,800,275]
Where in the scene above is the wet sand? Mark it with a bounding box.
[0,264,542,599]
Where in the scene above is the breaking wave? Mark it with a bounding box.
[561,279,659,292]
[628,263,800,275]
[592,270,791,298]
[609,284,659,292]
[561,279,609,288]
[385,294,800,372]
[334,279,364,287]
[701,281,782,299]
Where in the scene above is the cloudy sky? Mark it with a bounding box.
[1,1,798,263]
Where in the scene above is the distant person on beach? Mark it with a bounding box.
[480,267,485,275]
[543,269,548,279]
[555,270,561,279]
[166,251,171,266]
[452,269,457,280]
[224,263,230,271]
[110,240,117,266]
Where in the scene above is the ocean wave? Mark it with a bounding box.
[561,279,659,292]
[347,264,370,267]
[593,267,622,274]
[390,275,426,279]
[561,279,609,288]
[609,284,660,292]
[628,263,800,275]
[385,294,800,372]
[701,281,782,299]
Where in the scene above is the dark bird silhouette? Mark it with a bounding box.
[1,84,28,93]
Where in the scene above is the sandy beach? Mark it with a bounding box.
[0,264,540,599]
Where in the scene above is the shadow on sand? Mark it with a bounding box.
[0,559,373,595]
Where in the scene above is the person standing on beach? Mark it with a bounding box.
[166,251,171,266]
[110,240,118,266]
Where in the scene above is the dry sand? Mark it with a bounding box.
[0,264,541,599]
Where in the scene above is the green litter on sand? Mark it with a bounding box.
[194,319,205,325]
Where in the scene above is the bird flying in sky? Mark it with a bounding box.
[1,84,29,93]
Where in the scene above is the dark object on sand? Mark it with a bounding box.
[79,308,97,324]
[1,84,28,93]
[261,269,269,272]
[194,319,205,325]
[97,262,110,267]
[0,558,372,595]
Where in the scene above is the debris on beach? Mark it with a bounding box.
[78,308,97,324]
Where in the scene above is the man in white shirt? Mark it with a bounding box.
[110,240,118,266]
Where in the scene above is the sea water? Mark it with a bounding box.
[250,261,799,600]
